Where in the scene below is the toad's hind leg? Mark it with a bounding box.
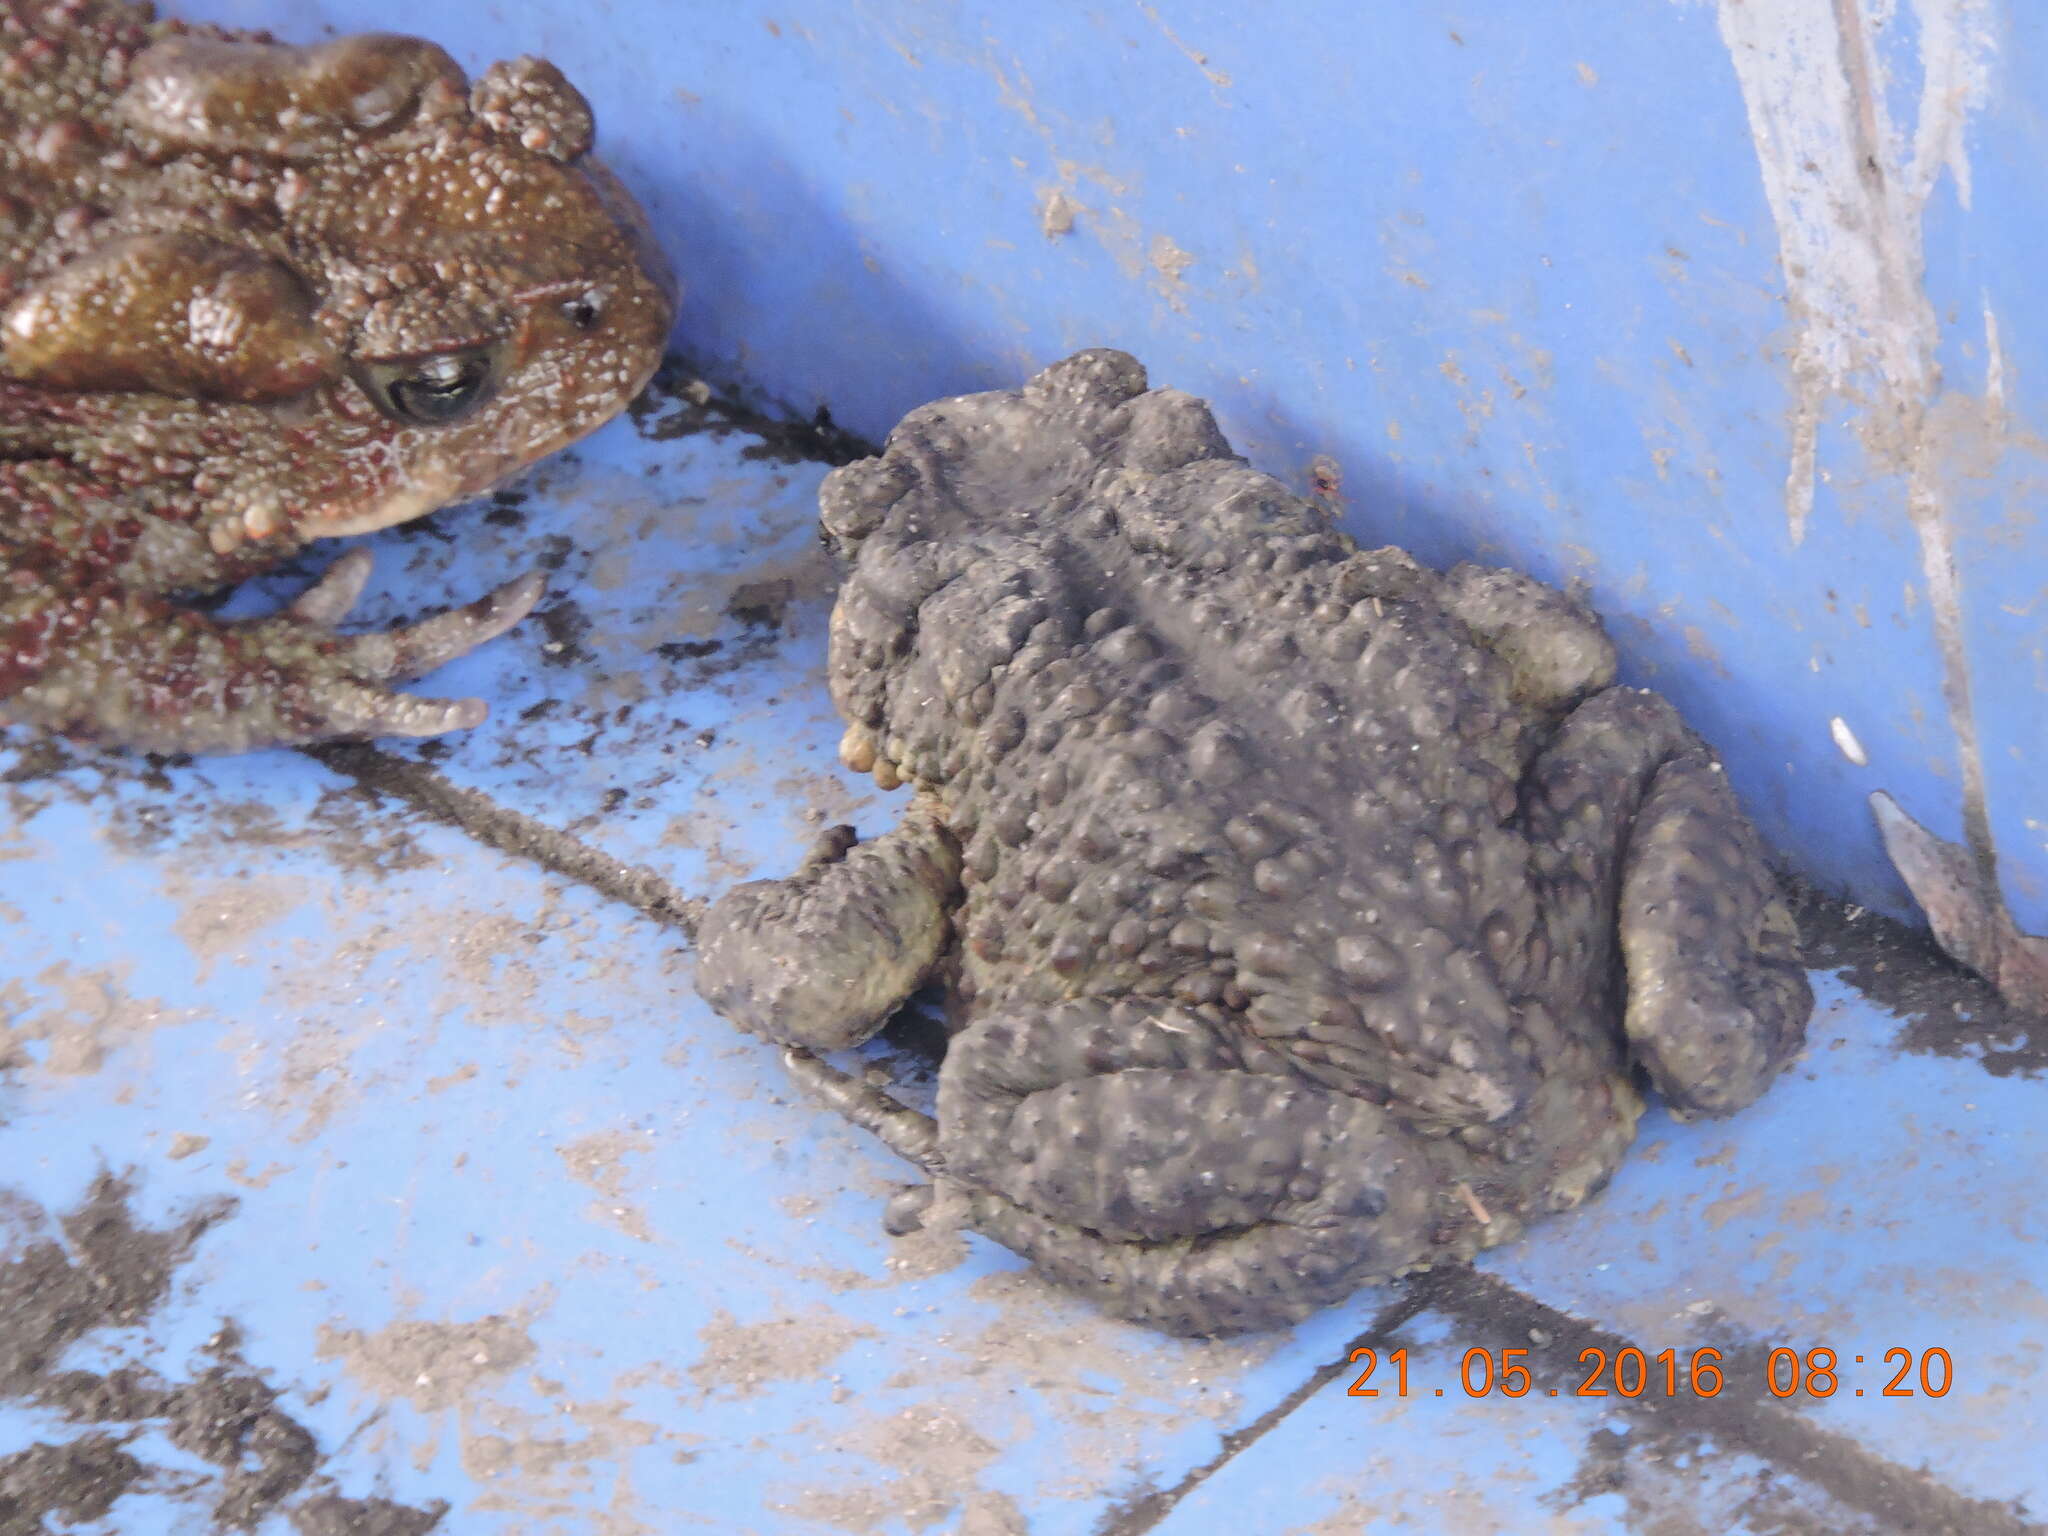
[1527,689,1811,1118]
[927,1002,1440,1335]
[693,804,961,1050]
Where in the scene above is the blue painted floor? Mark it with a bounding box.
[1,394,2041,1535]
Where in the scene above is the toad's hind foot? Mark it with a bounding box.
[1872,792,2048,1016]
[1602,720,1810,1117]
[1527,689,1810,1118]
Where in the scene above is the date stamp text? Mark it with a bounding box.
[1344,1346,1955,1400]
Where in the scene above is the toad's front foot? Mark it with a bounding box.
[1,553,543,754]
[695,809,962,1051]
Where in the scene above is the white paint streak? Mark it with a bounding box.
[1906,461,1996,864]
[1718,0,2018,910]
[1712,0,1993,542]
[1907,0,1994,210]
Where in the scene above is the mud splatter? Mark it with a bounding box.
[459,1390,665,1534]
[0,1176,445,1533]
[0,1437,146,1534]
[883,1223,972,1284]
[167,872,311,982]
[660,797,753,884]
[289,1492,451,1536]
[1787,876,2047,1077]
[1037,186,1081,238]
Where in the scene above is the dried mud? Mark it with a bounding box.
[0,1177,447,1535]
[1787,875,2048,1078]
[626,359,876,467]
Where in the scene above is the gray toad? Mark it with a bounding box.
[696,349,1812,1336]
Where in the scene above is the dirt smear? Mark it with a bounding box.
[558,1130,658,1242]
[686,1307,880,1401]
[288,1493,451,1536]
[0,1436,144,1534]
[749,1263,1276,1533]
[1787,875,2047,1078]
[318,1312,691,1535]
[0,1175,447,1534]
[166,871,314,983]
[0,960,193,1082]
[460,1389,667,1534]
[1550,1423,1894,1536]
[318,1316,536,1416]
[772,1403,1005,1535]
[0,742,440,889]
[626,358,877,468]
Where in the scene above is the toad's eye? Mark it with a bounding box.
[354,345,498,427]
[562,292,604,330]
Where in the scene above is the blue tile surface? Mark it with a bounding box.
[3,404,2041,1534]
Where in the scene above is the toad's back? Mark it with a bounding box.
[830,401,1623,1135]
[2,2,166,273]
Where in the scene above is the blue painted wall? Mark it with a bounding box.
[182,0,2047,930]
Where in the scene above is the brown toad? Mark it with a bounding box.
[695,350,1813,1336]
[0,1,674,753]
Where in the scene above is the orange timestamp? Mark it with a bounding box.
[1345,1345,1956,1400]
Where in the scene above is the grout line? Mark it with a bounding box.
[1416,1265,2042,1536]
[1102,1265,2043,1536]
[1093,1288,1434,1535]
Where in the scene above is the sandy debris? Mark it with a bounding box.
[318,1315,537,1415]
[0,961,191,1080]
[686,1307,880,1401]
[559,1129,659,1242]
